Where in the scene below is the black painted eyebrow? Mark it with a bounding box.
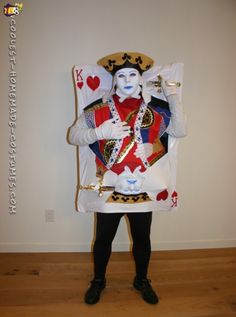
[116,70,138,76]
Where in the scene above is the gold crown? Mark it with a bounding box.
[97,52,154,75]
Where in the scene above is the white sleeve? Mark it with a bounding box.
[68,113,97,146]
[165,94,187,138]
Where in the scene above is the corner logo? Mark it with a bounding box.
[4,3,23,16]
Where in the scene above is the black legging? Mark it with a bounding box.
[93,211,152,280]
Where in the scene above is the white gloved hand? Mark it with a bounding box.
[162,78,177,98]
[95,118,131,140]
[134,143,153,159]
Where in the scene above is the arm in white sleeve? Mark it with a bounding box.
[68,114,97,146]
[69,113,131,146]
[165,94,187,138]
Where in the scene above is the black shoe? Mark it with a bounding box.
[84,279,106,305]
[133,277,159,305]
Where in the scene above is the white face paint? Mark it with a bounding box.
[115,68,141,97]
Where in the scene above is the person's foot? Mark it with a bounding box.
[133,277,159,304]
[84,279,106,304]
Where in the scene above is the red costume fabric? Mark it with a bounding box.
[85,94,168,176]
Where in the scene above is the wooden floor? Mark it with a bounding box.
[0,248,236,317]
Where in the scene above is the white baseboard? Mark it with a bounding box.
[152,239,236,250]
[0,239,236,252]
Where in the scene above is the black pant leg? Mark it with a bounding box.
[93,212,124,280]
[127,212,152,280]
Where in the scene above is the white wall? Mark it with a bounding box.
[0,0,236,252]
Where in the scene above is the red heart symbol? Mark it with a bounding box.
[156,189,168,201]
[171,191,178,198]
[77,81,84,89]
[86,76,100,91]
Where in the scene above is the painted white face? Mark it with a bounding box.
[115,68,141,96]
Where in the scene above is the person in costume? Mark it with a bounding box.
[69,52,186,305]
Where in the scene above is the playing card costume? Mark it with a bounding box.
[69,52,186,213]
[69,52,186,305]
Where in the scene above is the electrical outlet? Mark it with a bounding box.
[45,209,55,222]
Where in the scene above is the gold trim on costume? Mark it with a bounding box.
[97,52,154,74]
[104,138,136,165]
[104,140,116,164]
[116,137,135,163]
[149,139,166,166]
[141,107,154,128]
[125,109,139,123]
[153,138,165,153]
[106,191,152,204]
[84,102,107,113]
